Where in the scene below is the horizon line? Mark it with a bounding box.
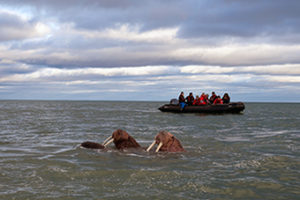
[0,99,299,103]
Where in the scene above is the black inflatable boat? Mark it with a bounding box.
[158,102,245,114]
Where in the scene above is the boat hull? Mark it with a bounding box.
[159,102,245,114]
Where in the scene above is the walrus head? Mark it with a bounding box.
[102,129,141,149]
[146,131,185,152]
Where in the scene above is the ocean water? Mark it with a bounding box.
[0,100,299,200]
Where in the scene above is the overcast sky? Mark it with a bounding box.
[0,0,300,102]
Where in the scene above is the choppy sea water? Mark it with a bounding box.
[0,100,299,200]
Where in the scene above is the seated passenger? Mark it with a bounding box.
[209,91,217,104]
[178,91,186,109]
[193,95,200,105]
[205,94,210,104]
[213,96,223,104]
[186,92,194,106]
[199,93,208,105]
[222,93,230,104]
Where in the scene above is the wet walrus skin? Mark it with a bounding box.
[80,141,105,149]
[103,129,141,149]
[147,131,185,152]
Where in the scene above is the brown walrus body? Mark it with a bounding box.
[81,130,184,153]
[147,131,185,152]
[103,129,141,150]
[80,141,105,149]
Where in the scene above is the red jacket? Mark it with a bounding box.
[213,98,223,104]
[193,98,200,105]
[199,96,207,105]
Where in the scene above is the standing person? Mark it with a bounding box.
[209,92,217,104]
[178,91,186,110]
[186,92,194,106]
[222,93,230,104]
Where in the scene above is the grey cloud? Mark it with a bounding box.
[0,11,38,41]
[0,60,35,77]
[0,1,193,32]
[0,0,142,9]
[0,0,145,29]
[6,40,300,69]
[1,0,300,101]
[2,0,300,42]
[178,0,300,41]
[1,65,299,101]
[43,1,182,31]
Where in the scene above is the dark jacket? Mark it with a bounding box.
[186,95,194,105]
[222,94,230,104]
[179,94,185,103]
[209,94,217,104]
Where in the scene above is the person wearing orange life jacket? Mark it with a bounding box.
[193,95,200,105]
[213,96,224,104]
[199,93,208,105]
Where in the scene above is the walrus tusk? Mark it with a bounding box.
[102,136,112,145]
[104,138,114,147]
[155,142,163,152]
[146,141,156,152]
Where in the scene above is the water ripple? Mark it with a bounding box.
[0,101,299,199]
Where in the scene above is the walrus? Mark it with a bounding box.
[146,131,185,152]
[80,141,105,149]
[102,129,141,149]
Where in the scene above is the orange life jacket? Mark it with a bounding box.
[199,96,207,105]
[193,99,200,105]
[213,98,223,104]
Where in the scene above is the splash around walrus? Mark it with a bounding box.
[81,129,185,153]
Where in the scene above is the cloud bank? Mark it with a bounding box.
[0,0,300,102]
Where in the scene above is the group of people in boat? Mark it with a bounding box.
[178,91,230,109]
